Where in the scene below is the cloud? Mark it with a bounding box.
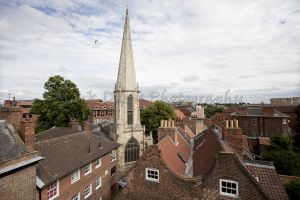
[0,0,300,104]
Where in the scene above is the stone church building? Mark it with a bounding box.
[109,9,152,173]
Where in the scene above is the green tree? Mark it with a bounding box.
[285,180,300,200]
[263,134,300,176]
[141,101,176,143]
[263,150,300,176]
[31,75,91,132]
[204,104,224,118]
[270,134,292,151]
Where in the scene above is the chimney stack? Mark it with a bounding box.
[69,119,80,131]
[83,121,92,133]
[20,113,36,151]
[158,120,176,142]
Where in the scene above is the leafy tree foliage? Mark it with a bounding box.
[270,134,292,151]
[204,104,224,118]
[263,134,300,176]
[263,150,300,176]
[31,75,91,132]
[141,101,176,143]
[294,104,300,147]
[285,180,300,200]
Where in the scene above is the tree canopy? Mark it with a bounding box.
[141,101,175,143]
[263,134,300,176]
[204,104,224,118]
[285,180,300,200]
[31,75,91,132]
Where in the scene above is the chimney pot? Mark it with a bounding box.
[225,120,229,128]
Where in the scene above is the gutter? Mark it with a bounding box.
[0,156,43,176]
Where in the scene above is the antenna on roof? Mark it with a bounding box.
[88,143,91,155]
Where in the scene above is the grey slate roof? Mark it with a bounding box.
[35,130,120,187]
[36,127,80,141]
[0,120,27,163]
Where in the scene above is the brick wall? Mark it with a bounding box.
[0,108,23,133]
[119,147,268,199]
[233,116,286,137]
[203,153,268,199]
[40,153,117,200]
[0,165,37,200]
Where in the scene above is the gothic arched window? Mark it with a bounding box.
[127,95,133,125]
[125,137,139,163]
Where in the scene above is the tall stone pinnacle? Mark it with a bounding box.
[115,8,138,91]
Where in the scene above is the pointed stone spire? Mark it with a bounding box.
[115,8,138,91]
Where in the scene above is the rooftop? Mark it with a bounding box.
[35,129,120,187]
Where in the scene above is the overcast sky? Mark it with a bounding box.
[0,0,299,104]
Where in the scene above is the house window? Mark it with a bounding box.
[125,137,139,163]
[84,184,92,199]
[252,131,257,137]
[252,118,257,125]
[111,166,116,177]
[145,168,159,182]
[71,169,80,184]
[219,179,238,198]
[95,177,102,190]
[96,158,101,168]
[71,193,80,200]
[47,180,59,200]
[111,150,117,161]
[127,95,133,125]
[84,163,92,175]
[282,119,287,124]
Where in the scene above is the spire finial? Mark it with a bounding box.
[126,6,128,16]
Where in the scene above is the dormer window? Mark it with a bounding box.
[219,179,238,198]
[145,168,159,182]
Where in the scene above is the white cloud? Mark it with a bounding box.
[0,0,299,104]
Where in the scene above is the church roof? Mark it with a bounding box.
[115,9,138,92]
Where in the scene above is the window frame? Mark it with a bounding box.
[95,177,102,190]
[84,184,92,199]
[71,192,80,200]
[145,167,159,182]
[219,179,239,198]
[252,118,257,125]
[95,158,101,169]
[71,169,80,184]
[46,180,59,200]
[111,150,117,162]
[84,163,92,175]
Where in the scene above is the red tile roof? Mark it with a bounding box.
[193,129,222,176]
[158,129,191,177]
[245,160,289,200]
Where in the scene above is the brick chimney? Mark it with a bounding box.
[20,113,36,151]
[157,120,176,142]
[69,119,81,131]
[262,106,274,115]
[223,119,244,156]
[83,121,91,133]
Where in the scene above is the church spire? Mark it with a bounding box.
[115,8,137,91]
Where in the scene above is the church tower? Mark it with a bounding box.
[114,9,144,173]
